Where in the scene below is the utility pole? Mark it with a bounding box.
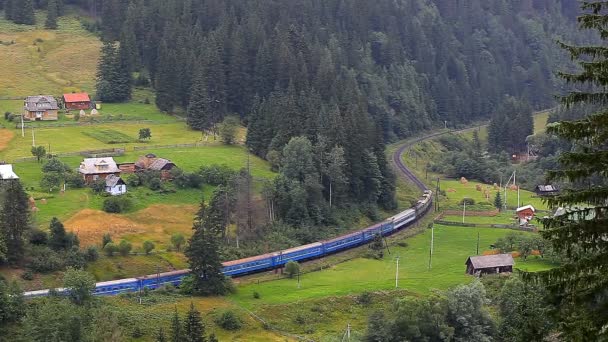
[395,256,400,288]
[476,232,480,255]
[31,126,35,147]
[428,224,434,270]
[297,270,301,289]
[21,114,24,137]
[435,178,441,212]
[462,200,466,223]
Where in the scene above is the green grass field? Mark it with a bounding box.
[82,129,136,144]
[231,225,553,309]
[442,212,517,225]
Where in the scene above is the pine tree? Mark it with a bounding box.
[170,307,182,342]
[155,41,179,112]
[48,217,67,251]
[155,327,167,342]
[4,0,14,20]
[526,2,608,339]
[12,0,35,25]
[493,192,503,211]
[183,302,206,342]
[96,41,131,103]
[187,64,212,131]
[45,0,58,29]
[0,180,30,264]
[185,197,231,296]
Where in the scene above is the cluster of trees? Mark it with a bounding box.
[96,42,132,102]
[2,0,64,27]
[40,158,84,192]
[493,232,546,260]
[158,304,219,342]
[487,97,534,154]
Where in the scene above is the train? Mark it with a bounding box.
[24,137,434,298]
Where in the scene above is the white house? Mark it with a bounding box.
[0,164,19,180]
[105,174,127,196]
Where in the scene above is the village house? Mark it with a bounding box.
[134,154,177,180]
[516,205,536,225]
[105,174,127,195]
[78,157,121,184]
[0,164,19,180]
[534,184,559,197]
[63,93,91,110]
[23,95,59,121]
[465,254,514,276]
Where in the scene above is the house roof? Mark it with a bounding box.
[135,155,175,170]
[63,93,90,103]
[24,95,58,111]
[536,185,558,192]
[466,254,514,269]
[0,164,19,179]
[79,157,120,175]
[516,205,536,213]
[105,174,124,187]
[148,158,175,171]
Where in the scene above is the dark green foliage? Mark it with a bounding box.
[0,276,24,326]
[48,217,78,251]
[63,267,95,306]
[143,240,155,255]
[90,178,106,193]
[96,42,132,103]
[27,246,64,273]
[487,97,534,153]
[357,291,372,306]
[156,327,167,342]
[8,0,35,25]
[102,233,112,248]
[459,198,475,206]
[183,303,206,342]
[0,180,30,264]
[45,0,58,29]
[494,192,503,211]
[368,234,384,259]
[215,310,242,331]
[102,196,132,213]
[170,307,183,342]
[103,242,117,257]
[84,246,99,262]
[138,127,151,140]
[526,2,608,338]
[218,116,240,145]
[197,165,237,186]
[131,326,144,338]
[185,197,232,296]
[29,229,48,246]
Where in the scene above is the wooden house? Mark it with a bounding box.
[516,205,536,225]
[78,157,121,184]
[105,175,127,195]
[63,93,91,110]
[465,254,514,276]
[135,154,177,180]
[23,95,58,121]
[535,184,559,197]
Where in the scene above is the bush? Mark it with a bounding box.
[170,233,185,252]
[143,240,155,255]
[65,173,85,188]
[198,165,237,186]
[104,242,118,257]
[102,233,112,248]
[21,270,34,280]
[357,291,373,306]
[284,261,300,278]
[118,240,132,256]
[90,178,106,193]
[65,248,86,269]
[147,177,162,191]
[27,246,64,273]
[131,326,144,338]
[215,310,242,331]
[29,229,48,245]
[253,291,260,299]
[85,246,99,262]
[102,197,132,213]
[460,198,476,205]
[125,174,141,187]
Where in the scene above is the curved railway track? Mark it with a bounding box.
[24,129,454,298]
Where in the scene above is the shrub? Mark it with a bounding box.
[357,291,372,306]
[65,173,85,188]
[459,198,476,205]
[103,197,132,213]
[104,242,118,257]
[29,229,48,245]
[131,326,144,338]
[102,233,112,248]
[253,291,260,299]
[215,310,242,331]
[65,248,86,269]
[170,233,185,251]
[4,111,11,120]
[285,261,300,278]
[147,177,162,191]
[293,314,306,325]
[118,240,132,256]
[142,240,155,255]
[125,174,141,187]
[21,270,34,280]
[90,178,106,193]
[85,246,99,262]
[27,246,64,273]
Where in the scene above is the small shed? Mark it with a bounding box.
[535,185,559,197]
[105,175,126,196]
[465,254,514,276]
[63,93,91,110]
[516,205,536,225]
[0,164,19,180]
[135,154,177,180]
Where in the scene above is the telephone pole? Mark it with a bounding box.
[395,256,400,288]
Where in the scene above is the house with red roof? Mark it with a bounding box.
[63,93,91,110]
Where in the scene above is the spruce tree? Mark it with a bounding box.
[4,0,13,20]
[170,307,182,342]
[48,217,67,251]
[0,180,30,264]
[155,41,179,112]
[96,42,119,102]
[187,64,211,131]
[45,0,58,29]
[13,0,35,25]
[185,197,230,296]
[526,2,608,339]
[183,302,206,342]
[493,192,503,211]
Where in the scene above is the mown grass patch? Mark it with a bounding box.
[231,225,552,309]
[442,212,517,225]
[82,129,136,144]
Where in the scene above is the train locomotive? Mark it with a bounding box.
[24,191,432,298]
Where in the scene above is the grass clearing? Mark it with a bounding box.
[231,225,553,309]
[534,110,550,135]
[442,212,517,225]
[82,129,135,144]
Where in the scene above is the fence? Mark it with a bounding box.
[12,148,126,163]
[440,209,499,217]
[133,142,211,151]
[15,119,157,129]
[433,219,536,232]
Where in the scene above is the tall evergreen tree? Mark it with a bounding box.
[170,307,182,342]
[527,2,608,339]
[0,180,30,264]
[12,0,35,25]
[187,64,212,131]
[183,302,206,342]
[185,197,231,296]
[45,0,58,29]
[155,41,179,112]
[95,42,131,103]
[48,217,67,251]
[155,327,167,342]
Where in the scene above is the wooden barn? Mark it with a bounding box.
[135,154,177,180]
[535,184,559,197]
[23,95,58,121]
[63,93,91,110]
[516,205,536,225]
[465,254,514,276]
